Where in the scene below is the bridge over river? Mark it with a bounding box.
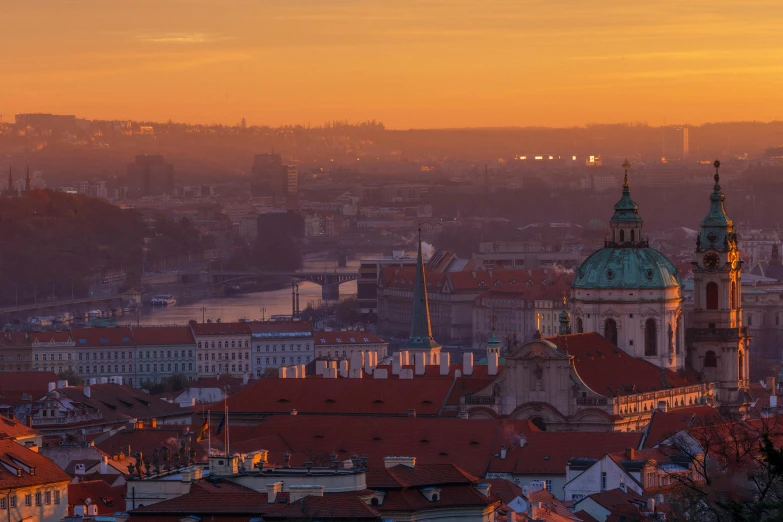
[186,269,360,300]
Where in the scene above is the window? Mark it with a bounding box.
[645,318,657,356]
[0,497,5,509]
[706,282,719,310]
[35,492,41,506]
[45,491,51,504]
[54,490,60,504]
[620,230,625,242]
[604,318,618,346]
[601,472,607,490]
[25,494,31,507]
[705,351,718,367]
[545,480,552,491]
[647,472,656,487]
[576,317,584,333]
[748,315,753,326]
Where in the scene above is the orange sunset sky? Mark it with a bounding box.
[2,0,782,129]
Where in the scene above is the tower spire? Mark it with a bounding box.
[401,227,441,352]
[698,159,733,251]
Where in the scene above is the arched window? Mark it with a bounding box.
[738,351,744,380]
[644,318,657,356]
[704,351,717,367]
[748,315,753,326]
[604,318,618,346]
[730,281,737,309]
[531,417,547,432]
[576,317,584,334]
[706,282,719,310]
[620,230,625,242]
[631,230,635,242]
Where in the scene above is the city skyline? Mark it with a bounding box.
[3,0,783,129]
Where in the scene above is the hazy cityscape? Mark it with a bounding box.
[4,2,783,522]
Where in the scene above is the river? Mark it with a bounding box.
[138,259,360,326]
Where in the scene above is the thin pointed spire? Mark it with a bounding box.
[402,227,440,351]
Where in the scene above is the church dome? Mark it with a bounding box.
[573,162,680,291]
[573,246,681,290]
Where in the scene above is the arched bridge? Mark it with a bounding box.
[198,270,360,300]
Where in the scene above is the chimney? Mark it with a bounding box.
[338,359,349,378]
[500,444,507,460]
[58,379,68,388]
[373,368,388,379]
[384,456,416,468]
[619,481,627,493]
[626,448,635,460]
[349,368,363,379]
[400,368,414,379]
[440,352,451,376]
[151,418,157,429]
[290,409,298,415]
[392,352,402,375]
[84,385,91,398]
[766,376,776,392]
[463,352,474,376]
[315,360,327,375]
[279,366,288,379]
[289,485,324,502]
[48,382,56,393]
[87,505,98,516]
[646,497,656,512]
[243,373,249,385]
[488,352,498,376]
[657,400,667,412]
[401,351,410,366]
[181,470,192,483]
[89,378,97,385]
[100,456,109,474]
[267,482,283,503]
[414,352,425,376]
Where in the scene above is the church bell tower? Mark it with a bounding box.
[686,160,750,405]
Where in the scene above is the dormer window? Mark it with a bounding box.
[420,487,441,502]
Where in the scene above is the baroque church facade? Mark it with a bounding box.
[463,161,750,431]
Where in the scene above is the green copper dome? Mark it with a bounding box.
[573,246,681,290]
[610,172,642,224]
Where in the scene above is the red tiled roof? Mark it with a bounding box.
[380,484,498,512]
[0,438,71,489]
[130,479,276,515]
[582,488,645,511]
[223,415,538,478]
[0,416,40,441]
[450,268,573,294]
[642,405,720,448]
[381,463,479,487]
[546,333,702,395]
[315,331,386,346]
[132,326,195,346]
[97,427,209,467]
[58,384,188,424]
[225,378,454,416]
[71,327,135,347]
[488,431,642,475]
[485,479,525,504]
[381,267,448,291]
[29,331,74,344]
[191,322,252,336]
[265,493,380,520]
[526,488,581,521]
[0,371,59,395]
[68,480,125,515]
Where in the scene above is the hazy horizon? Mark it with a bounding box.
[3,1,783,129]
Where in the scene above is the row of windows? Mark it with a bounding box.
[255,355,311,367]
[73,363,195,374]
[197,340,249,349]
[198,364,250,373]
[316,350,380,358]
[139,350,192,359]
[0,490,60,509]
[197,352,249,361]
[255,344,311,353]
[0,354,27,362]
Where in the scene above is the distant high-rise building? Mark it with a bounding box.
[126,154,174,197]
[250,152,298,205]
[682,126,689,158]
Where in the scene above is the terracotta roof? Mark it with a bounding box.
[527,488,581,521]
[191,322,252,336]
[489,431,642,475]
[450,268,573,294]
[0,371,59,395]
[68,479,125,515]
[315,331,386,346]
[0,416,41,441]
[485,478,525,504]
[380,484,498,512]
[642,405,720,448]
[225,378,455,417]
[29,331,74,344]
[130,479,276,515]
[581,488,645,511]
[97,427,209,468]
[223,415,538,478]
[132,326,195,346]
[0,438,71,489]
[381,463,479,487]
[57,384,188,424]
[265,493,380,520]
[545,333,702,395]
[71,327,135,347]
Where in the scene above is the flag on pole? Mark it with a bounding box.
[216,415,225,436]
[196,418,209,442]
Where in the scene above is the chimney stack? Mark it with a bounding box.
[488,352,498,376]
[440,352,451,376]
[463,352,474,376]
[414,352,425,376]
[267,482,283,503]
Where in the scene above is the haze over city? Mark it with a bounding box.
[5,2,783,522]
[3,0,783,127]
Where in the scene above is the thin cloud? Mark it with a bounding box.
[140,32,234,44]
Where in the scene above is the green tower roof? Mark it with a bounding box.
[698,160,734,251]
[610,164,642,224]
[401,230,441,351]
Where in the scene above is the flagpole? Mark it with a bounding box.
[207,410,211,457]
